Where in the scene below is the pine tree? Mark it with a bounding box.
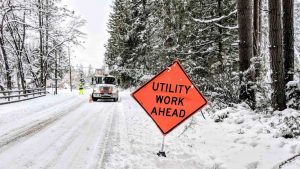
[105,0,152,87]
[105,0,239,108]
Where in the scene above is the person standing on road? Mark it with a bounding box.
[79,82,84,95]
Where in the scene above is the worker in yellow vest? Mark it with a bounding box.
[79,82,84,95]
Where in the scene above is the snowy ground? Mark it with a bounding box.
[0,90,299,169]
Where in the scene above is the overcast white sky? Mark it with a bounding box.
[63,0,113,69]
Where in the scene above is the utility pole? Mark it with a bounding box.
[54,41,58,95]
[68,46,72,92]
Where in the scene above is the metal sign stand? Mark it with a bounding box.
[157,135,166,157]
[201,110,206,120]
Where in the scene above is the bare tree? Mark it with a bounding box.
[0,0,13,90]
[5,11,27,92]
[0,0,85,91]
[38,0,44,87]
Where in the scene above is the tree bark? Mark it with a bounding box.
[253,0,262,82]
[283,0,294,84]
[238,0,255,109]
[0,8,12,90]
[38,0,44,87]
[0,38,12,90]
[217,0,224,71]
[44,0,49,87]
[268,0,286,110]
[20,12,27,92]
[253,0,261,56]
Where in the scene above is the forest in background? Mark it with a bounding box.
[105,0,300,112]
[0,0,85,92]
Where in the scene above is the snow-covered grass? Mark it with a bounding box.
[107,90,300,169]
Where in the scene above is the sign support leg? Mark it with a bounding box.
[201,110,206,120]
[157,135,166,157]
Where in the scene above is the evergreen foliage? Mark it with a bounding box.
[105,0,239,106]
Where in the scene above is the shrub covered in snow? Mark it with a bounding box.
[269,109,300,138]
[280,116,300,138]
[210,103,300,139]
[286,79,300,110]
[212,107,233,122]
[211,103,250,123]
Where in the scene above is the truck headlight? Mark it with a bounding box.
[100,87,104,94]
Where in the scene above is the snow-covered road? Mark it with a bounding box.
[0,92,124,169]
[0,90,299,169]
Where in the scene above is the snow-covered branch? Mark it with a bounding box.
[214,23,238,30]
[193,10,237,23]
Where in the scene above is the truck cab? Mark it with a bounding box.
[91,75,119,102]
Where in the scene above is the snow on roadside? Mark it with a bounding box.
[110,90,300,169]
[0,90,77,126]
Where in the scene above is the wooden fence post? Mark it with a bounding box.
[8,91,10,102]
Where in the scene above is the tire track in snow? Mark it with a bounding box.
[0,98,86,152]
[47,102,116,169]
[0,100,101,169]
[0,98,129,169]
[94,104,117,169]
[41,103,106,169]
[70,105,114,169]
[97,101,135,169]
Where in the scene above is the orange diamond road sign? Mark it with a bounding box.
[132,60,207,135]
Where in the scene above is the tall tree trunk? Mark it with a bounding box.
[0,38,12,90]
[283,0,294,84]
[253,0,262,82]
[44,0,49,87]
[269,0,286,110]
[0,10,12,90]
[38,0,44,87]
[253,0,261,57]
[20,12,27,92]
[237,0,255,109]
[217,0,224,71]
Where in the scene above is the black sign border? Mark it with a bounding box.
[131,60,208,135]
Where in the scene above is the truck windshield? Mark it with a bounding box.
[93,76,116,85]
[93,77,103,84]
[103,77,116,84]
